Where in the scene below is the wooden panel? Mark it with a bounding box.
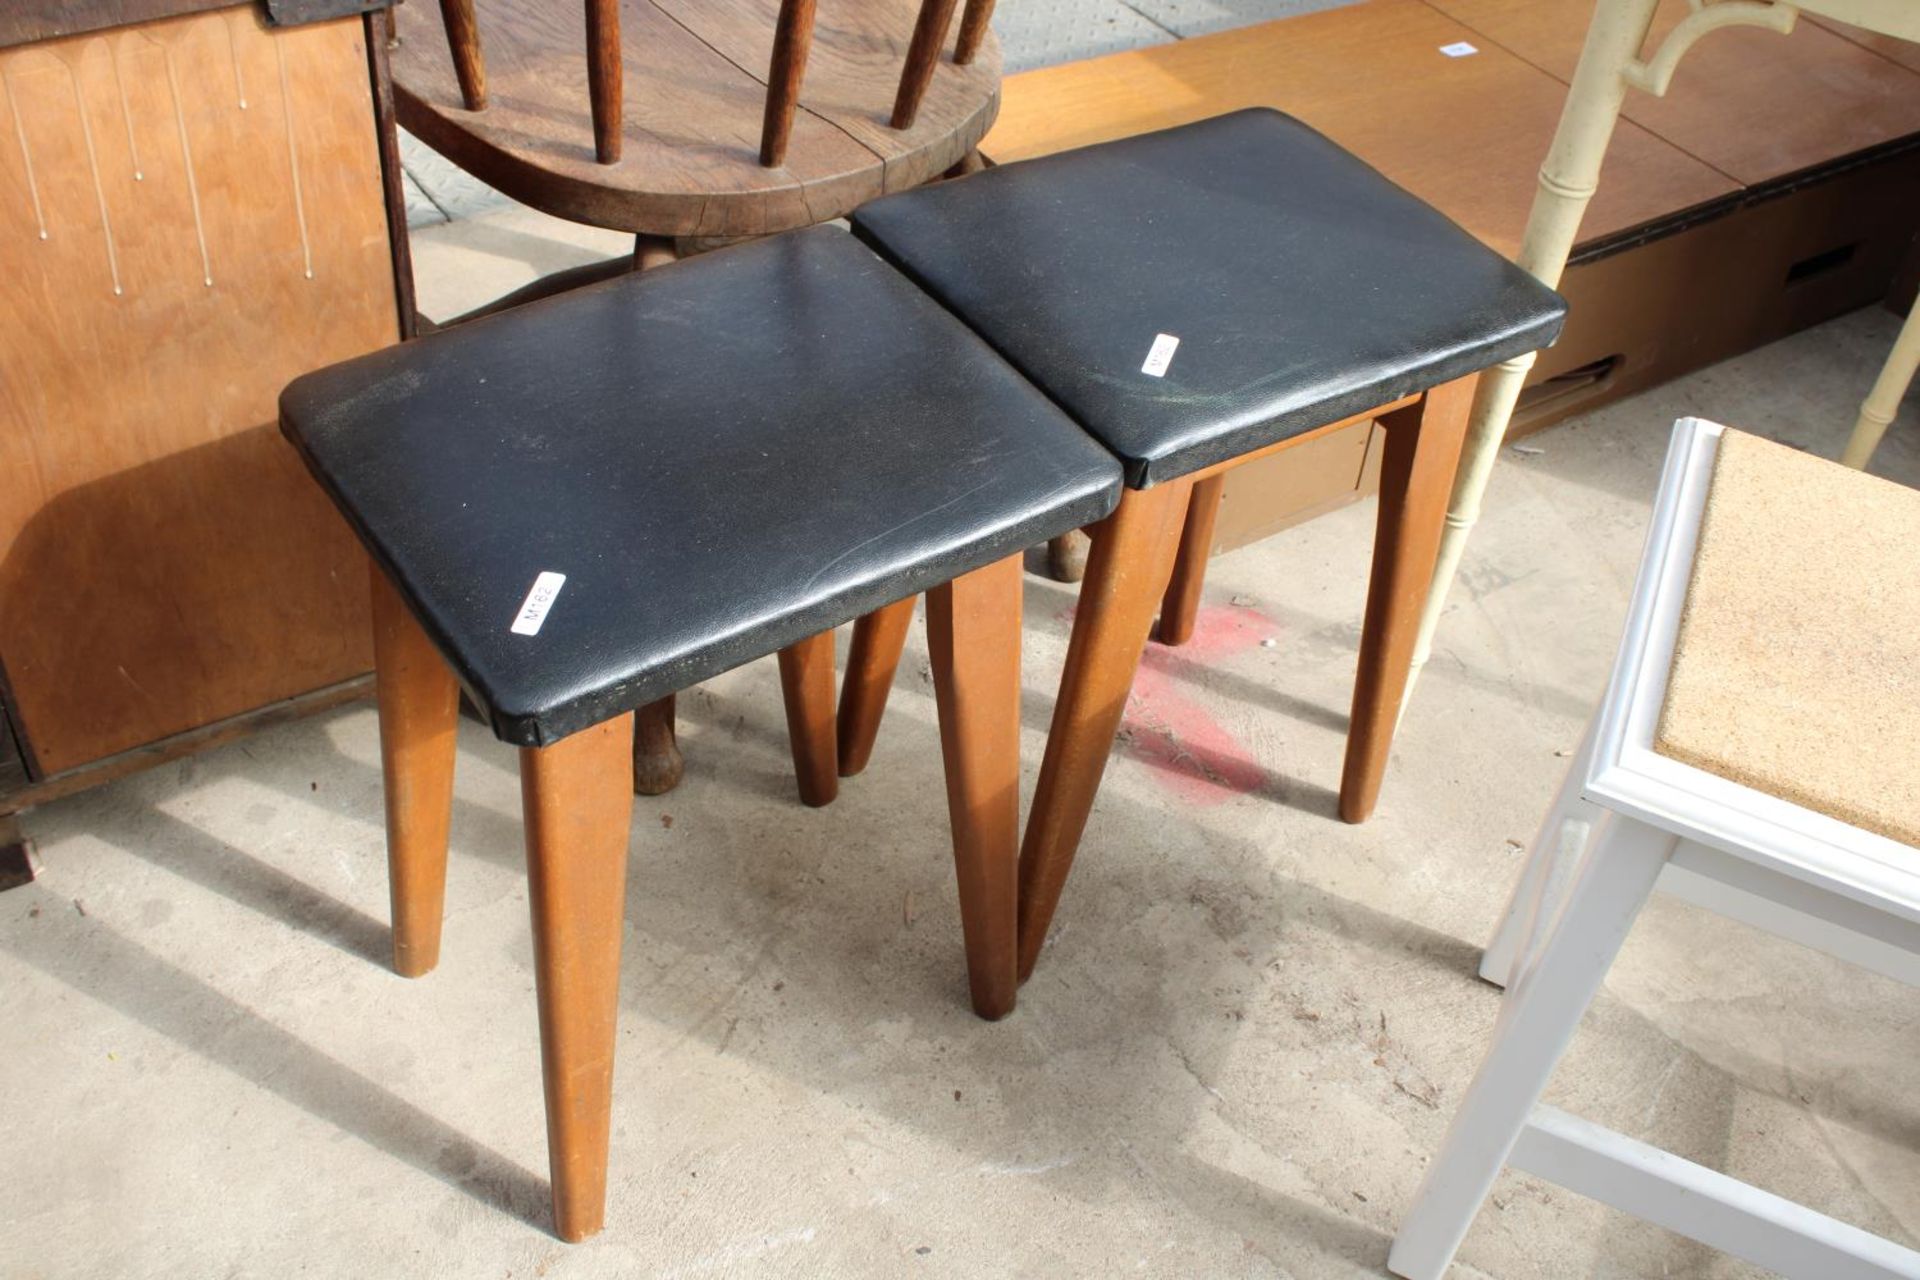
[1807,14,1920,75]
[1214,417,1381,553]
[0,6,394,774]
[0,0,239,50]
[980,0,1735,257]
[391,0,999,237]
[1429,0,1920,187]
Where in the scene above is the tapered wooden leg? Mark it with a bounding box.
[954,0,995,63]
[1341,377,1475,824]
[585,0,623,164]
[370,563,460,979]
[927,555,1023,1019]
[1157,473,1225,646]
[837,596,917,777]
[759,0,819,167]
[778,630,838,807]
[1018,482,1192,981]
[891,0,961,129]
[437,0,486,110]
[522,714,636,1243]
[1046,529,1091,582]
[631,695,682,796]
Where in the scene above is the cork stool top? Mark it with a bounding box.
[1656,429,1920,848]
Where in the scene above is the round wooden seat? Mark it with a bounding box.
[389,0,1002,238]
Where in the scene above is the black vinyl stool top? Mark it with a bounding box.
[281,227,1122,747]
[851,109,1569,488]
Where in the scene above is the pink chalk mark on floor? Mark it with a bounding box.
[1124,604,1280,806]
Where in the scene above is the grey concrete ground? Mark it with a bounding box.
[5,228,1920,1278]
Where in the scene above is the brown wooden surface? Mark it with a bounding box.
[1339,377,1474,823]
[0,7,396,776]
[837,595,916,777]
[370,566,461,978]
[759,0,818,167]
[391,0,1001,237]
[1157,474,1225,646]
[630,693,682,795]
[521,713,636,1243]
[979,0,1734,258]
[437,0,485,106]
[892,0,960,128]
[1429,0,1920,188]
[926,554,1023,1019]
[1018,480,1192,982]
[1,0,240,49]
[777,630,839,807]
[954,0,993,65]
[1809,13,1920,74]
[583,0,621,163]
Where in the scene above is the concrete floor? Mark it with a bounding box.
[7,224,1920,1276]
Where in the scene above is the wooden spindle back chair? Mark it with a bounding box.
[433,0,996,169]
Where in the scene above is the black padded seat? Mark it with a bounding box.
[851,109,1568,487]
[281,227,1122,746]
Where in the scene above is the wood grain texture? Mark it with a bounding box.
[1340,378,1475,824]
[837,595,915,777]
[891,0,959,128]
[0,7,396,774]
[521,713,636,1243]
[1808,12,1920,74]
[391,0,1000,236]
[436,0,485,107]
[979,0,1735,258]
[0,0,237,49]
[1018,481,1192,982]
[758,0,817,167]
[926,554,1022,1019]
[371,564,460,978]
[954,0,993,65]
[777,629,838,807]
[1428,0,1920,187]
[583,0,620,163]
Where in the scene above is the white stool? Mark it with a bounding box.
[1390,417,1920,1280]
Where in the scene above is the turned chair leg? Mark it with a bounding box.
[778,630,839,807]
[1157,473,1225,646]
[1017,481,1192,981]
[837,596,917,777]
[926,555,1024,1019]
[1340,377,1475,824]
[1840,294,1920,469]
[370,563,461,978]
[521,714,637,1243]
[631,695,683,796]
[891,0,961,130]
[1045,529,1091,582]
[954,0,995,63]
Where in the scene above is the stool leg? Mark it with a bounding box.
[1388,812,1673,1280]
[631,695,683,796]
[1840,297,1920,469]
[1481,714,1599,986]
[1341,377,1475,824]
[927,554,1023,1019]
[1018,481,1192,982]
[521,714,636,1243]
[370,564,460,979]
[1046,529,1091,582]
[838,596,917,777]
[1157,474,1225,646]
[778,630,839,807]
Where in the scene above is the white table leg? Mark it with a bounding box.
[1840,288,1920,469]
[1481,714,1601,986]
[1403,0,1658,706]
[1389,811,1675,1280]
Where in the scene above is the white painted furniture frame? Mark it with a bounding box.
[1389,416,1920,1280]
[1406,0,1920,709]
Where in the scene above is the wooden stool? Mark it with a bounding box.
[1392,420,1920,1279]
[846,110,1567,981]
[278,227,1121,1240]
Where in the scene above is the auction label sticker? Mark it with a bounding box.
[1439,40,1478,56]
[1141,333,1180,377]
[512,571,567,636]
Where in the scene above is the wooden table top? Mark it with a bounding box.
[391,0,1001,238]
[1657,430,1920,849]
[979,0,1738,259]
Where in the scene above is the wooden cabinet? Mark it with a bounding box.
[0,2,404,812]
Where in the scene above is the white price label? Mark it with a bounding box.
[511,571,567,636]
[1141,333,1180,378]
[1439,40,1479,57]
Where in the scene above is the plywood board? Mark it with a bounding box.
[0,7,394,774]
[1429,0,1920,187]
[981,0,1737,257]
